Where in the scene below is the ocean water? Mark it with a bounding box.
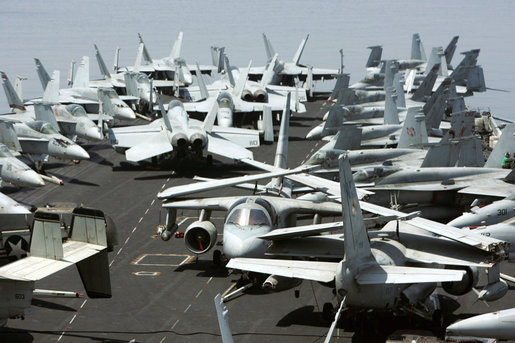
[1,0,513,119]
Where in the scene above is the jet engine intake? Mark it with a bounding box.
[442,266,479,296]
[262,275,302,292]
[184,221,217,254]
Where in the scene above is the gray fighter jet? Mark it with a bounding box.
[107,97,254,164]
[246,33,338,92]
[448,193,515,228]
[33,57,136,120]
[0,143,44,187]
[1,71,103,142]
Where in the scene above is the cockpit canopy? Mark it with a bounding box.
[217,92,234,109]
[66,104,87,117]
[26,121,59,135]
[226,198,274,227]
[0,144,14,157]
[306,149,345,166]
[352,165,400,183]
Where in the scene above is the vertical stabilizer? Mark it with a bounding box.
[113,47,120,72]
[485,123,515,168]
[411,64,439,102]
[440,110,474,143]
[34,103,60,132]
[72,56,90,89]
[210,46,225,73]
[445,36,459,66]
[0,121,22,151]
[14,75,26,100]
[137,34,153,64]
[223,55,236,87]
[338,155,371,261]
[274,93,291,169]
[233,60,251,98]
[411,33,426,61]
[133,43,144,73]
[383,60,399,88]
[397,109,427,148]
[42,71,60,104]
[214,294,234,343]
[94,44,111,79]
[195,63,209,100]
[70,207,111,298]
[123,72,139,97]
[366,46,382,68]
[393,73,406,108]
[170,32,183,60]
[29,212,63,260]
[261,53,278,86]
[202,101,218,133]
[425,87,448,132]
[383,87,400,125]
[34,58,52,90]
[292,34,309,65]
[1,72,26,111]
[262,33,275,61]
[262,106,274,143]
[329,74,350,101]
[425,47,444,75]
[333,126,362,150]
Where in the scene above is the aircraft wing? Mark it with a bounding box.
[125,130,173,162]
[211,126,260,149]
[259,221,343,240]
[108,123,164,148]
[0,240,105,281]
[240,158,373,199]
[457,180,515,198]
[227,258,338,283]
[157,165,316,199]
[355,264,465,285]
[162,197,243,212]
[206,133,253,161]
[182,99,214,113]
[359,201,508,256]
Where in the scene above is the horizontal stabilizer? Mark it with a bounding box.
[125,130,173,162]
[227,258,337,283]
[355,264,465,285]
[206,133,253,161]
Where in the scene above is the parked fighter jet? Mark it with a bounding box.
[128,32,214,84]
[0,143,44,187]
[33,57,136,120]
[0,113,90,171]
[108,97,254,164]
[227,155,507,322]
[1,71,103,142]
[246,33,338,92]
[446,308,515,340]
[448,193,515,228]
[0,207,111,326]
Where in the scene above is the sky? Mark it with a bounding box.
[1,0,513,119]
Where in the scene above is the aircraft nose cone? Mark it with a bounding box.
[18,169,45,187]
[67,144,90,160]
[306,125,323,140]
[223,226,268,259]
[183,73,193,86]
[87,126,103,141]
[115,106,136,120]
[446,312,495,337]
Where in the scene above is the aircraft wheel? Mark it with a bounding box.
[322,302,334,322]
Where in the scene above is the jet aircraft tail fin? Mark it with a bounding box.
[169,32,183,60]
[261,53,278,87]
[195,63,209,100]
[397,108,427,148]
[383,87,400,125]
[411,64,440,102]
[34,58,52,90]
[485,123,515,168]
[42,71,60,104]
[1,71,26,111]
[262,33,275,62]
[393,73,406,108]
[34,103,60,132]
[292,34,309,65]
[137,33,153,64]
[333,126,362,151]
[72,56,90,89]
[329,74,350,101]
[338,154,372,261]
[444,36,459,66]
[411,33,426,61]
[366,46,382,68]
[210,46,225,73]
[233,60,251,99]
[0,121,22,151]
[94,44,112,79]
